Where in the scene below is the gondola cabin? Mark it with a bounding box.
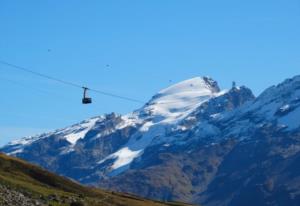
[82,87,92,104]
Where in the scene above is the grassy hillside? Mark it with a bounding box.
[0,153,192,206]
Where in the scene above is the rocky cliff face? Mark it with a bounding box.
[2,75,300,206]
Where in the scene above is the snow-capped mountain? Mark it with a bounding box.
[1,75,300,206]
[2,77,225,176]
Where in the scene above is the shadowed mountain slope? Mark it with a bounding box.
[0,153,192,206]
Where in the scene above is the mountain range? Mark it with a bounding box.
[2,75,300,206]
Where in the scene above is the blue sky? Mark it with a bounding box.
[0,0,299,146]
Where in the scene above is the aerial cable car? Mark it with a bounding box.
[82,87,92,104]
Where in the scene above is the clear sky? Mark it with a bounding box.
[0,0,299,146]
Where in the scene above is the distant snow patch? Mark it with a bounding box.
[280,104,290,112]
[111,147,142,170]
[6,149,23,156]
[279,106,300,130]
[64,117,99,144]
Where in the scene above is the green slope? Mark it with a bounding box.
[0,153,193,206]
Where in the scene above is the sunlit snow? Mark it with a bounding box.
[145,77,219,124]
[111,147,142,170]
[64,117,99,144]
[103,77,222,174]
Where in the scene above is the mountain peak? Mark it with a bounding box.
[258,75,300,100]
[144,77,221,123]
[158,76,220,96]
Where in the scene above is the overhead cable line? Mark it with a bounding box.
[0,60,82,89]
[90,88,145,104]
[0,60,145,104]
[0,74,71,100]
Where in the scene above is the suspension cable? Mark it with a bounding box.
[0,60,145,104]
